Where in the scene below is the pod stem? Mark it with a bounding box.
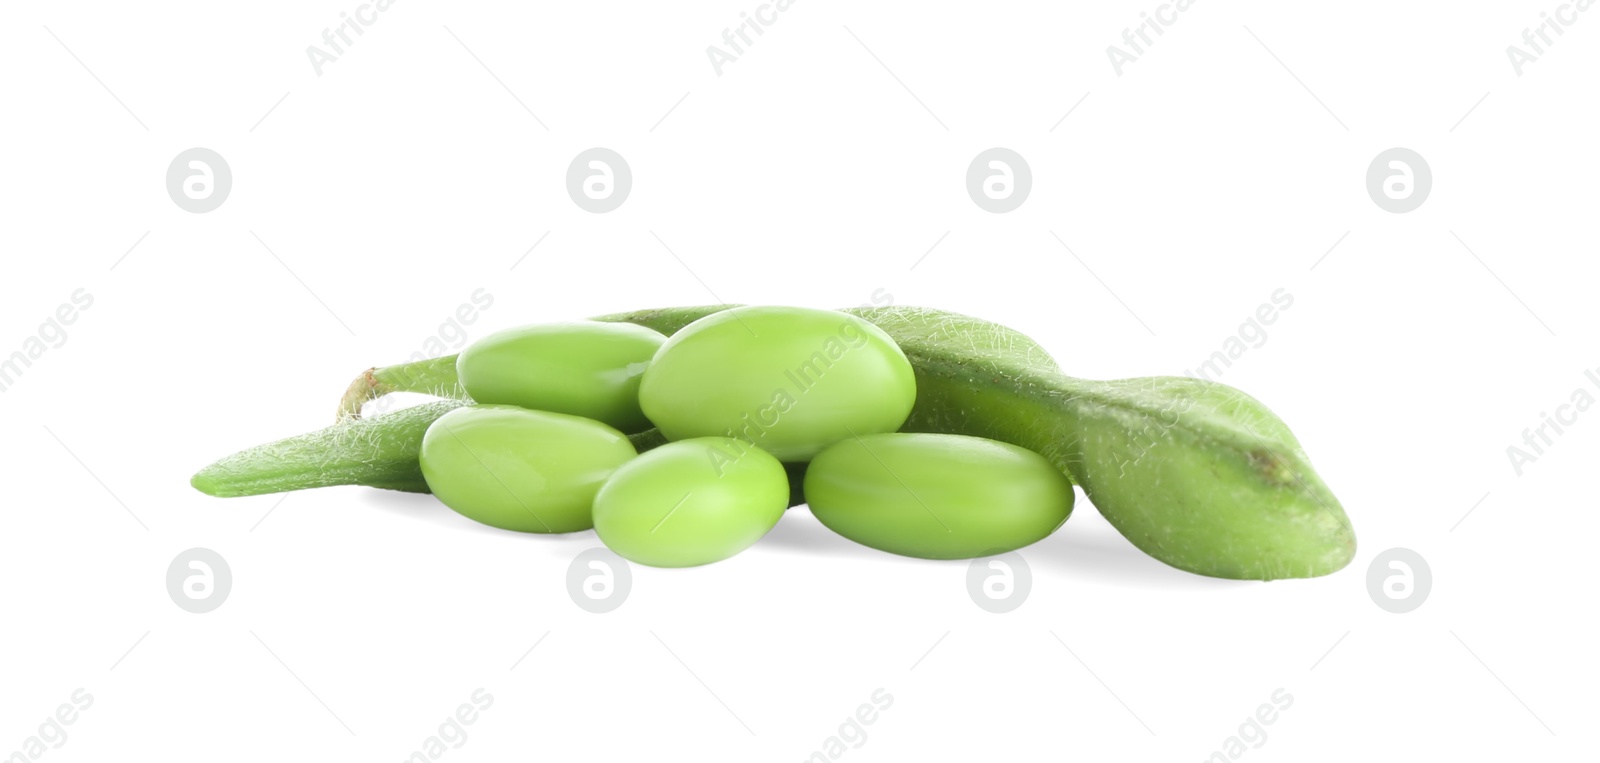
[335,355,467,421]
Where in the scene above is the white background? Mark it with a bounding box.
[2,1,1596,760]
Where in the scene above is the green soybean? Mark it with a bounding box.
[638,306,917,461]
[456,321,666,433]
[419,405,636,533]
[593,438,789,568]
[805,433,1074,560]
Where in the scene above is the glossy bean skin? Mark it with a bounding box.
[593,438,789,567]
[804,433,1074,560]
[638,306,916,461]
[457,322,666,433]
[419,405,636,533]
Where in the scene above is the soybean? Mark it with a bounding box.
[805,433,1074,560]
[638,306,916,461]
[593,438,789,567]
[419,405,636,533]
[457,321,666,432]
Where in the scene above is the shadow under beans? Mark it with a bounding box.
[759,508,890,561]
[355,487,1257,588]
[1023,509,1254,591]
[356,487,603,547]
[357,487,470,529]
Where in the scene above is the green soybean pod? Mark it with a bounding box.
[638,306,916,461]
[457,322,667,433]
[804,433,1074,560]
[593,438,789,568]
[419,405,636,533]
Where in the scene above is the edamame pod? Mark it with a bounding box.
[191,401,663,499]
[192,401,470,497]
[256,304,1356,580]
